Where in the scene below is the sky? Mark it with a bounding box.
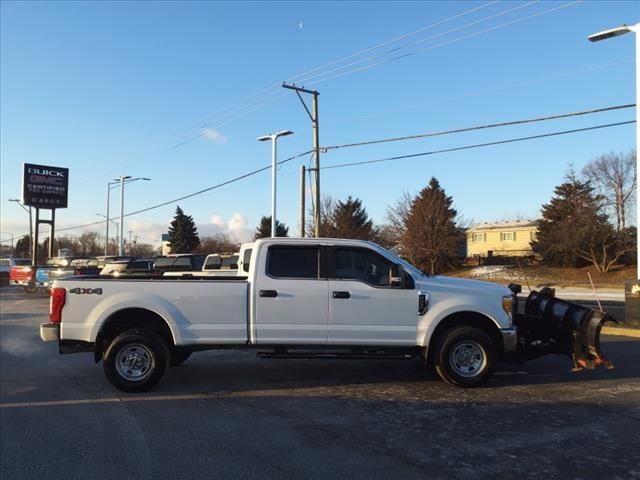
[1,0,638,249]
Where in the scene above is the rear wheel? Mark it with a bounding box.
[103,329,169,393]
[433,326,496,387]
[23,283,38,294]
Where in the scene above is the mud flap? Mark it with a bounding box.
[513,288,616,370]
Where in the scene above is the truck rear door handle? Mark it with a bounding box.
[260,290,278,298]
[333,291,351,299]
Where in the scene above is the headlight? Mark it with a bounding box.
[502,296,514,319]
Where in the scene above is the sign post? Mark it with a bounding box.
[21,163,69,280]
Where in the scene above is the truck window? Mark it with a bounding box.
[204,256,222,270]
[335,248,393,287]
[267,247,319,279]
[242,249,252,273]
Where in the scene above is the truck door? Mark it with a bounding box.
[254,245,328,344]
[328,247,418,345]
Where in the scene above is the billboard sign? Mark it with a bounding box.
[22,163,69,209]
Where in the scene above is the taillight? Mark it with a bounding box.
[49,288,66,324]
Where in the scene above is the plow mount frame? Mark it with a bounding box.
[508,286,616,370]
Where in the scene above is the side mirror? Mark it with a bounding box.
[389,264,406,288]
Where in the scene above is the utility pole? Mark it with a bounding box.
[282,83,320,238]
[300,165,305,237]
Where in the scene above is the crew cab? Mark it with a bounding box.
[40,238,614,393]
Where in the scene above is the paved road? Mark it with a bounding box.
[1,287,639,480]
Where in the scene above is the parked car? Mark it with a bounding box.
[164,252,239,277]
[9,263,38,293]
[100,258,155,277]
[1,257,31,286]
[37,257,101,291]
[153,254,207,274]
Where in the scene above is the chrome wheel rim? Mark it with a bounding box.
[115,344,153,382]
[449,341,486,378]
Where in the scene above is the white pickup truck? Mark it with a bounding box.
[40,238,614,393]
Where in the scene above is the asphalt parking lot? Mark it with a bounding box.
[1,286,639,480]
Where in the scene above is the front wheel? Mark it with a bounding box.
[103,329,169,393]
[433,326,497,387]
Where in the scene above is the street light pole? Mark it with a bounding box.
[112,176,150,256]
[96,214,118,255]
[118,176,131,256]
[589,23,640,278]
[257,130,294,237]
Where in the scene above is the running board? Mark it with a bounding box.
[257,350,415,360]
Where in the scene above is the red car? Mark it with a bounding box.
[9,263,38,293]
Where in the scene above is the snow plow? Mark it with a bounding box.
[509,285,616,370]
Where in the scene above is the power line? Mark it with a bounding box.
[323,59,633,127]
[23,103,632,236]
[162,2,506,150]
[324,104,635,151]
[306,1,581,86]
[72,149,314,228]
[296,1,538,86]
[322,120,635,170]
[289,1,499,85]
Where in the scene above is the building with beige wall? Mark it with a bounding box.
[466,220,538,258]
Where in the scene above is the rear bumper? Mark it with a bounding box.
[40,323,60,342]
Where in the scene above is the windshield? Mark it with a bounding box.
[374,245,428,278]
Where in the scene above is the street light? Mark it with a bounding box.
[589,23,639,278]
[257,130,294,237]
[104,177,150,256]
[114,176,151,256]
[9,198,33,260]
[96,214,119,255]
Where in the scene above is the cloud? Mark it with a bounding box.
[201,128,227,144]
[199,213,252,243]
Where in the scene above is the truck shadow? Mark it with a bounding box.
[160,338,639,394]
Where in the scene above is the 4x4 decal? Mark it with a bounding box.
[69,288,103,295]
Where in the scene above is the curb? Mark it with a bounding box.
[602,326,640,338]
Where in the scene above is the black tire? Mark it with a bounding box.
[103,329,169,393]
[23,283,38,294]
[169,348,192,367]
[433,326,496,387]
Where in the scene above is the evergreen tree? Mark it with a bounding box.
[331,196,377,240]
[254,216,289,239]
[168,206,200,253]
[402,177,460,275]
[532,173,626,271]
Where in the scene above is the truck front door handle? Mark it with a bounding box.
[332,291,351,299]
[259,290,278,298]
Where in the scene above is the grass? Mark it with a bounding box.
[446,263,635,289]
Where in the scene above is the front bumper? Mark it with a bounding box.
[40,323,60,342]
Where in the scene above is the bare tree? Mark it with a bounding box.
[74,232,101,257]
[582,150,636,231]
[196,233,241,253]
[306,196,337,237]
[379,191,413,250]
